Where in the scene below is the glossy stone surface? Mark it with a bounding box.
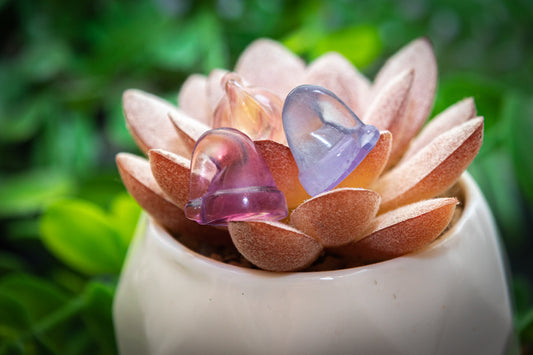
[184,128,287,226]
[213,73,286,144]
[282,85,380,196]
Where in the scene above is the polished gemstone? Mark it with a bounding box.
[185,128,288,226]
[213,73,286,144]
[282,85,380,196]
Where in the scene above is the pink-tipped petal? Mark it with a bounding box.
[364,70,414,166]
[123,89,189,157]
[337,131,392,189]
[178,74,211,125]
[374,117,484,212]
[372,38,437,164]
[206,68,229,116]
[228,221,322,272]
[235,38,306,98]
[116,153,195,235]
[291,188,380,247]
[148,149,191,209]
[305,52,371,115]
[401,97,477,162]
[338,198,457,263]
[254,140,310,209]
[168,111,211,152]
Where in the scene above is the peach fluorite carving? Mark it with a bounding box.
[213,73,286,144]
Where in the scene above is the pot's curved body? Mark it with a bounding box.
[113,173,515,355]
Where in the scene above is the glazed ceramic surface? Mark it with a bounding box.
[113,173,515,355]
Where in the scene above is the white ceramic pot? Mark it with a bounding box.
[113,173,516,355]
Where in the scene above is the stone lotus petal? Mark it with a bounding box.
[305,52,371,115]
[334,198,458,263]
[149,149,191,209]
[118,37,483,272]
[177,74,210,125]
[364,69,413,131]
[116,153,199,235]
[371,38,437,165]
[374,117,484,212]
[254,140,309,209]
[290,188,380,247]
[364,69,414,167]
[228,220,323,272]
[235,38,306,98]
[123,89,191,157]
[336,131,392,189]
[401,97,477,162]
[206,68,229,116]
[168,111,211,152]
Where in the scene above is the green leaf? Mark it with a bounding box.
[86,2,165,76]
[81,282,117,355]
[0,96,48,144]
[76,172,129,209]
[312,25,382,68]
[109,193,142,247]
[5,217,41,241]
[30,297,86,354]
[282,1,326,57]
[283,23,325,58]
[105,99,137,150]
[196,12,228,73]
[149,11,228,73]
[33,112,99,175]
[18,38,71,82]
[0,280,95,355]
[520,308,533,343]
[40,199,126,275]
[150,22,201,71]
[468,151,528,250]
[0,274,69,323]
[514,276,533,319]
[505,93,533,205]
[0,284,47,354]
[0,0,11,11]
[0,170,74,217]
[434,73,506,131]
[0,291,31,338]
[0,341,27,355]
[0,274,83,353]
[49,269,86,295]
[0,253,27,275]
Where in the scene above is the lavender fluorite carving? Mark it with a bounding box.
[282,85,380,196]
[184,128,288,226]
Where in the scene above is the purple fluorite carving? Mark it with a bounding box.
[282,85,380,196]
[184,128,288,226]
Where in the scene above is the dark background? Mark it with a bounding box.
[1,0,532,353]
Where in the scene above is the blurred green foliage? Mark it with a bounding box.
[1,0,532,353]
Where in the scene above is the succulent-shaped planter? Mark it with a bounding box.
[113,38,515,354]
